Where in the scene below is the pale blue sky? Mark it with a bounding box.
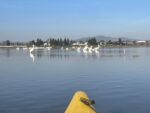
[0,0,150,41]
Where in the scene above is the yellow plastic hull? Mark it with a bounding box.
[65,91,96,113]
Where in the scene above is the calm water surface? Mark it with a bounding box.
[0,47,150,113]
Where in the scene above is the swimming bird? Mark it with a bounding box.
[16,47,20,50]
[94,45,100,51]
[65,48,69,51]
[30,45,35,53]
[83,45,88,53]
[94,45,100,53]
[88,46,93,54]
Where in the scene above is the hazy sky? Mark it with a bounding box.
[0,0,150,41]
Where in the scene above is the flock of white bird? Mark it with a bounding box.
[82,45,101,54]
[16,44,101,62]
[16,44,101,54]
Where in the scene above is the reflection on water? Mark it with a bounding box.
[0,47,147,61]
[0,48,11,57]
[29,53,35,63]
[0,47,147,64]
[0,47,150,113]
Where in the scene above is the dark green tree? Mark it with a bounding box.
[29,40,35,46]
[6,40,10,46]
[118,38,122,45]
[59,38,63,46]
[36,38,44,46]
[88,38,97,45]
[107,40,112,44]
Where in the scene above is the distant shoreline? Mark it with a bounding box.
[0,45,150,48]
[0,46,27,48]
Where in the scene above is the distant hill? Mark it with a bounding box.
[77,35,136,42]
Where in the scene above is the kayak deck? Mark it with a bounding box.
[65,91,96,113]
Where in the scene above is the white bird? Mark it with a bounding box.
[30,45,35,53]
[94,45,100,53]
[65,48,69,51]
[83,45,88,53]
[88,46,93,53]
[94,45,100,51]
[95,49,99,54]
[16,47,20,50]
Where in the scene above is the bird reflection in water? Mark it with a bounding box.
[30,52,35,63]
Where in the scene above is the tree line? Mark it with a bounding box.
[1,37,145,47]
[0,38,125,46]
[87,38,124,46]
[0,40,26,46]
[29,38,75,47]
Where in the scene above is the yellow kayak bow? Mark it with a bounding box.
[65,91,96,113]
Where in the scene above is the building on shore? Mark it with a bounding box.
[136,40,146,46]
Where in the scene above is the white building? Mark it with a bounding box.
[72,42,88,46]
[136,40,146,44]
